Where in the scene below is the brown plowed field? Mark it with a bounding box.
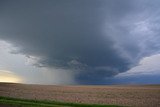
[0,83,160,107]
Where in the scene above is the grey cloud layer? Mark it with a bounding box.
[0,0,160,84]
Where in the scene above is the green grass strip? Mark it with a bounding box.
[0,96,125,107]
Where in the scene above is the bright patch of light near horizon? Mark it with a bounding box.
[0,40,76,84]
[0,70,22,83]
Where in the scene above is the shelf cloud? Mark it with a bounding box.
[0,0,160,84]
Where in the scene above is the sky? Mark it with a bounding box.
[0,0,160,85]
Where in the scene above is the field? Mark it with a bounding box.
[0,96,122,107]
[0,83,160,107]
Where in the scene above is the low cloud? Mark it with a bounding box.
[114,54,160,84]
[0,0,160,84]
[0,40,76,84]
[117,54,160,77]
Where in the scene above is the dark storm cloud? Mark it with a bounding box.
[0,0,160,84]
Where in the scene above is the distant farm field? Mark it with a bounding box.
[0,83,160,107]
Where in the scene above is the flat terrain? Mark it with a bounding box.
[0,96,122,107]
[0,83,160,107]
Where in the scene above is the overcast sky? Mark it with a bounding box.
[0,0,160,85]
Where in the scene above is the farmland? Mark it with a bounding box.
[0,83,160,107]
[0,96,123,107]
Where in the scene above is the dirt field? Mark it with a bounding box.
[0,83,159,107]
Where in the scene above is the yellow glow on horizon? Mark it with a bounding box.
[0,70,22,83]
